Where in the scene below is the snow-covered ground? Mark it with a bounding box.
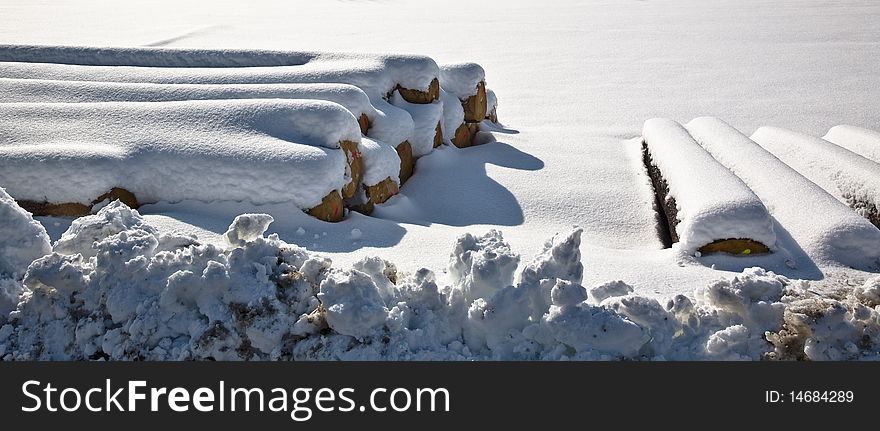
[0,0,879,355]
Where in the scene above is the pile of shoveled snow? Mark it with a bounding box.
[0,187,51,323]
[1,201,877,361]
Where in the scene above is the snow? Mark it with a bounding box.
[224,214,275,247]
[750,127,880,227]
[685,117,880,270]
[824,125,880,164]
[0,187,51,323]
[439,62,485,99]
[0,187,51,278]
[642,118,777,253]
[0,99,355,209]
[448,230,519,303]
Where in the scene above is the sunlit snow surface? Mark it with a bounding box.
[2,0,879,297]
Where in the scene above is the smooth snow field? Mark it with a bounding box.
[1,0,879,300]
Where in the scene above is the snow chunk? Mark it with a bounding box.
[694,267,786,332]
[224,214,274,247]
[518,229,584,286]
[537,300,649,358]
[54,200,153,258]
[589,280,634,304]
[854,276,880,308]
[439,63,486,99]
[318,269,388,338]
[449,230,520,303]
[705,325,754,360]
[0,186,51,278]
[350,228,363,241]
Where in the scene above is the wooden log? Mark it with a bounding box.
[433,122,443,148]
[307,190,345,222]
[641,118,776,254]
[462,81,487,122]
[396,141,414,185]
[395,78,440,104]
[348,177,399,215]
[339,140,363,199]
[451,122,481,148]
[18,187,139,217]
[357,113,371,136]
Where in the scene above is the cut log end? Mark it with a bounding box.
[451,122,481,148]
[18,187,140,217]
[339,140,363,199]
[698,239,770,256]
[366,177,399,205]
[396,141,414,185]
[358,113,371,135]
[396,78,440,104]
[462,81,488,122]
[349,177,399,216]
[433,122,443,148]
[307,190,345,222]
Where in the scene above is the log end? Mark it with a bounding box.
[433,122,443,148]
[396,78,440,104]
[698,239,770,256]
[358,113,371,136]
[339,140,363,199]
[307,190,345,222]
[396,141,414,185]
[18,187,140,217]
[462,81,488,122]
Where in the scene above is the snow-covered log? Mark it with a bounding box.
[0,44,441,103]
[751,127,880,229]
[642,118,777,254]
[0,78,378,134]
[0,78,423,202]
[823,125,880,165]
[0,99,361,221]
[440,63,487,122]
[686,117,880,269]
